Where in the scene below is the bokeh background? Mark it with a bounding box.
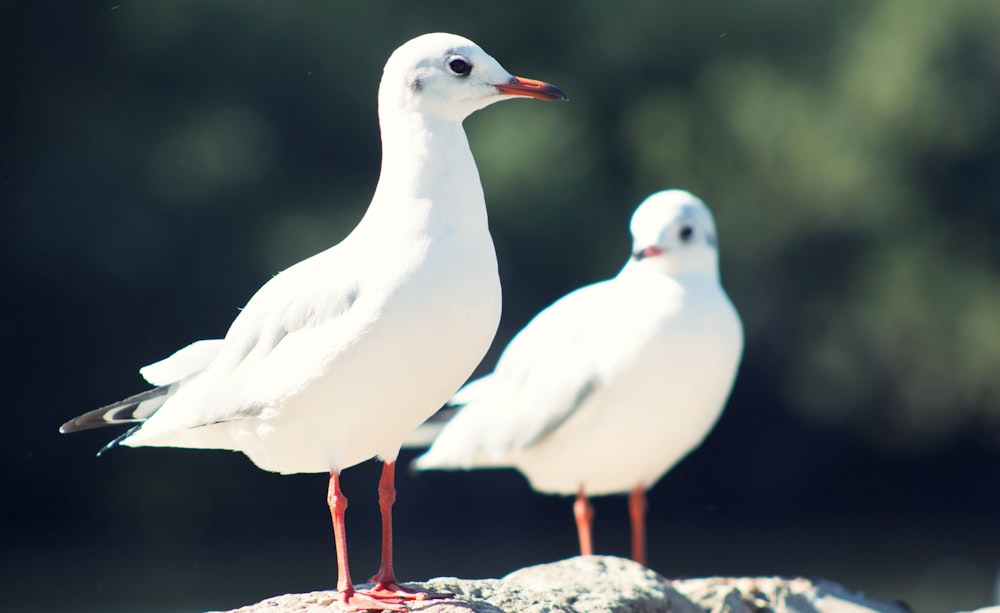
[4,1,999,612]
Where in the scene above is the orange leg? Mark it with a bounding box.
[628,485,647,565]
[327,471,405,611]
[364,461,450,602]
[573,485,595,556]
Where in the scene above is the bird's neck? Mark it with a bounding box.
[366,110,486,234]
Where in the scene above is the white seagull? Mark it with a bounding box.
[60,32,566,611]
[412,190,743,565]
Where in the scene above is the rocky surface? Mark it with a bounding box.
[220,556,917,613]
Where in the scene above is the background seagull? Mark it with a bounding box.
[60,32,566,611]
[412,189,743,566]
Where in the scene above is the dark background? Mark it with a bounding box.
[4,2,999,612]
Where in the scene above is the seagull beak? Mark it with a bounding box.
[494,76,568,101]
[632,246,664,261]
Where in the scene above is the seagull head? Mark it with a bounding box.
[379,33,567,122]
[627,190,721,277]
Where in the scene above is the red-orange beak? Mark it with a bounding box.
[632,246,664,261]
[494,76,568,101]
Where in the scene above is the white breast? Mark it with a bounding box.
[511,276,742,495]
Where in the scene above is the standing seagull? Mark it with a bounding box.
[59,33,566,611]
[412,190,743,566]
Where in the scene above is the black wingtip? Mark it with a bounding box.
[59,387,170,434]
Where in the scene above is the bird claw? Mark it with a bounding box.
[363,580,452,602]
[337,589,407,612]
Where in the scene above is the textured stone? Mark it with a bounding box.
[220,556,909,613]
[671,576,909,613]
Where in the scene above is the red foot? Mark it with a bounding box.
[363,581,452,602]
[336,588,407,612]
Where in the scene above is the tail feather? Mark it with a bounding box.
[59,387,170,434]
[97,424,143,457]
[403,376,491,450]
[401,406,460,449]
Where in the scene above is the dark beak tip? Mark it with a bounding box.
[541,83,569,102]
[536,82,569,102]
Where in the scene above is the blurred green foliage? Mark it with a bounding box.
[15,0,996,446]
[4,2,1000,610]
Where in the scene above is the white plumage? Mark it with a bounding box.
[63,32,567,475]
[413,190,742,562]
[61,32,566,607]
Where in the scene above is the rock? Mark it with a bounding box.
[671,576,909,613]
[421,556,697,613]
[220,556,909,613]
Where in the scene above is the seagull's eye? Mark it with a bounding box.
[447,56,472,77]
[678,225,695,243]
